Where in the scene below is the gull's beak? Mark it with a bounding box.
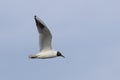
[61,54,65,58]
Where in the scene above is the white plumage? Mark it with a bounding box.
[29,16,64,59]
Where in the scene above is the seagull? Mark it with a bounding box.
[29,16,65,59]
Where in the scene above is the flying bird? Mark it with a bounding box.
[29,16,64,59]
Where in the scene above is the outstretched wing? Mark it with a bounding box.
[34,16,52,51]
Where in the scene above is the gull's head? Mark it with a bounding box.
[57,51,65,58]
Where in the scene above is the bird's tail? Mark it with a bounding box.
[29,54,38,59]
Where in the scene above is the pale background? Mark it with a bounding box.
[0,0,120,80]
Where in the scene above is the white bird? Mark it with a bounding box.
[29,16,64,59]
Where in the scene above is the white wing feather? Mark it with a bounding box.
[34,16,52,51]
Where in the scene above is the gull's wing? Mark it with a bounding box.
[34,16,52,51]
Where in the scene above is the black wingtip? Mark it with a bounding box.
[34,15,45,29]
[34,15,37,23]
[34,15,37,19]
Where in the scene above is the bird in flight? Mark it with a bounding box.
[29,16,64,59]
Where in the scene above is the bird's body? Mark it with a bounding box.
[30,50,57,59]
[29,16,64,59]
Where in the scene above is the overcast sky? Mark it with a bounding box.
[0,0,120,80]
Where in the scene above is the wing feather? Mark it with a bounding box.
[34,16,52,51]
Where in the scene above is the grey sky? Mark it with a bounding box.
[0,0,120,80]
